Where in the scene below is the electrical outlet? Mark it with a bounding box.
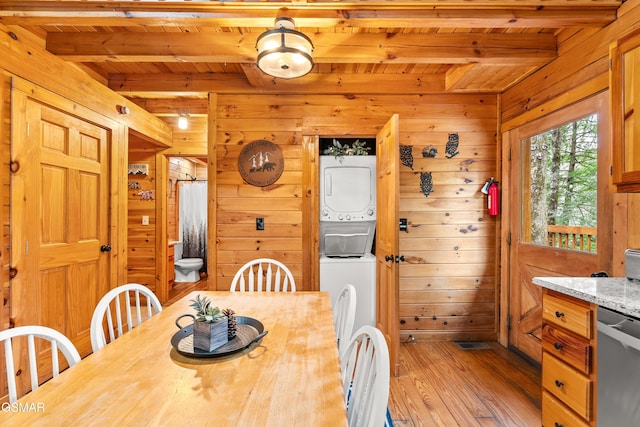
[256,217,264,230]
[142,215,149,226]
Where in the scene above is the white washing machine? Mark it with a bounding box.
[320,253,376,333]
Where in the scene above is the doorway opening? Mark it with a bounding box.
[318,137,378,333]
[167,156,208,302]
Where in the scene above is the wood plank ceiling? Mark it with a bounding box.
[0,0,622,113]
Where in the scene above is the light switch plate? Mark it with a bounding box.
[142,215,149,226]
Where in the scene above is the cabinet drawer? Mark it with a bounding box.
[542,352,593,421]
[542,293,593,339]
[542,391,589,427]
[542,324,591,374]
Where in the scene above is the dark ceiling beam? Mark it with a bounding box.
[108,72,451,96]
[0,1,619,28]
[46,32,556,66]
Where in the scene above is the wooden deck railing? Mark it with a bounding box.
[547,225,597,252]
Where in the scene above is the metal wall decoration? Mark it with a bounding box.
[137,190,154,201]
[445,133,460,159]
[399,145,414,169]
[420,172,433,198]
[238,140,285,187]
[128,163,148,175]
[422,145,438,158]
[128,181,141,190]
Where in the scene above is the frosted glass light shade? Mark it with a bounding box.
[256,18,314,79]
[178,114,188,130]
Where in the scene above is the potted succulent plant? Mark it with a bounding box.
[189,294,228,352]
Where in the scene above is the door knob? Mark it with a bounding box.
[385,255,394,262]
[395,255,405,263]
[100,244,112,252]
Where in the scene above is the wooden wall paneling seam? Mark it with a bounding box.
[207,93,217,291]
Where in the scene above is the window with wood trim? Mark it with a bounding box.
[520,113,598,253]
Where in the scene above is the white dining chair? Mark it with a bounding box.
[0,325,81,403]
[230,258,296,292]
[333,284,357,353]
[90,283,163,352]
[339,325,390,427]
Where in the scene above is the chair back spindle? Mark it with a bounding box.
[90,283,162,352]
[0,325,81,403]
[230,258,296,292]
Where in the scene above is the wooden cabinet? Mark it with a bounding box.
[167,244,175,286]
[611,27,640,192]
[541,290,596,426]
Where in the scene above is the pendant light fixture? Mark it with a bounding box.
[256,17,314,79]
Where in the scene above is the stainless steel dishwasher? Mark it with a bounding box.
[597,306,640,426]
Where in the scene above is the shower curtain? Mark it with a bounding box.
[179,181,207,272]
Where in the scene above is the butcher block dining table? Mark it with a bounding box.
[1,291,348,426]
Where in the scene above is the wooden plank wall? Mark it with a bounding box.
[127,139,158,294]
[398,98,498,341]
[215,97,305,291]
[501,0,640,274]
[215,93,499,341]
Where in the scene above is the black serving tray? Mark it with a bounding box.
[171,316,268,358]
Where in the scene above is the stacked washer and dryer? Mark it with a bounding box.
[319,155,376,332]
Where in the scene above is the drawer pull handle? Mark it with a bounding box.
[555,311,565,318]
[554,342,564,350]
[555,423,564,427]
[555,380,564,388]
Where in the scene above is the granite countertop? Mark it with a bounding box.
[533,277,640,319]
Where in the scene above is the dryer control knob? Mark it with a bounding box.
[322,209,329,216]
[346,215,351,220]
[338,215,343,220]
[367,209,374,216]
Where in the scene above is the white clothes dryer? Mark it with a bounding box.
[320,253,376,333]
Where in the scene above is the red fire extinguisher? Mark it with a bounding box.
[487,178,499,216]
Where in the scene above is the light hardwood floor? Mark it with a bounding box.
[165,277,208,306]
[388,341,542,426]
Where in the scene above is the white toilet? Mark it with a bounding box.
[174,242,204,282]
